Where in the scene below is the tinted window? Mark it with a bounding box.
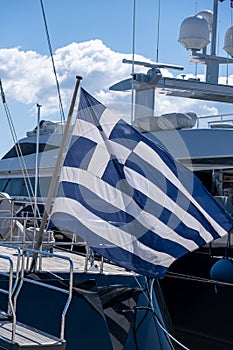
[2,143,59,159]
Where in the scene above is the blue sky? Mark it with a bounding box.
[2,0,231,65]
[0,0,233,156]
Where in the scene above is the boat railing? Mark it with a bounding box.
[12,247,74,342]
[0,235,112,345]
[0,249,21,342]
[196,113,233,128]
[0,209,105,275]
[0,215,53,249]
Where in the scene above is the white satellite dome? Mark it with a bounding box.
[179,15,210,50]
[196,10,213,32]
[224,26,233,57]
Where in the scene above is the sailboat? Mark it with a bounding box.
[0,78,175,350]
[0,70,232,349]
[0,1,232,349]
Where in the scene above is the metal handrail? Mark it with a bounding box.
[0,254,17,342]
[196,113,233,128]
[0,244,21,295]
[208,119,233,127]
[18,248,74,341]
[0,211,105,274]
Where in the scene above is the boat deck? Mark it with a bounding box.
[0,319,66,350]
[0,242,135,350]
[0,244,133,275]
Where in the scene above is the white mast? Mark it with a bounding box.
[31,76,82,270]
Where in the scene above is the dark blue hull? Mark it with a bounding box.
[0,271,174,350]
[160,251,233,350]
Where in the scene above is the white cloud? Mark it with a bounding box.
[0,39,230,121]
[0,40,146,116]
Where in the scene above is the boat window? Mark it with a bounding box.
[22,177,52,197]
[2,143,59,159]
[194,171,213,193]
[23,178,35,197]
[4,178,25,196]
[223,173,233,196]
[37,177,52,197]
[0,176,52,198]
[0,179,9,192]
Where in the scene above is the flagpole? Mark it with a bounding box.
[34,104,42,220]
[30,75,82,270]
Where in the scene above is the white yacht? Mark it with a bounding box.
[0,1,233,233]
[0,120,68,214]
[0,2,232,350]
[109,3,233,218]
[108,1,233,349]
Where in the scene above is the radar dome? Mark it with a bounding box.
[179,16,210,50]
[224,26,233,57]
[196,10,213,32]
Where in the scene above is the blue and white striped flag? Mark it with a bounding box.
[49,88,233,278]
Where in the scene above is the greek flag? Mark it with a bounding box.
[49,88,233,278]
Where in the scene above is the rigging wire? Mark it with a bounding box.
[133,275,190,350]
[39,0,65,123]
[0,80,39,218]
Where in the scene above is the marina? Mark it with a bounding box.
[0,0,233,349]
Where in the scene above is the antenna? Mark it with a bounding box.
[156,0,161,62]
[122,58,184,71]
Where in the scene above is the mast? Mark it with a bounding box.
[110,0,233,108]
[31,75,82,270]
[34,104,42,225]
[206,0,219,83]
